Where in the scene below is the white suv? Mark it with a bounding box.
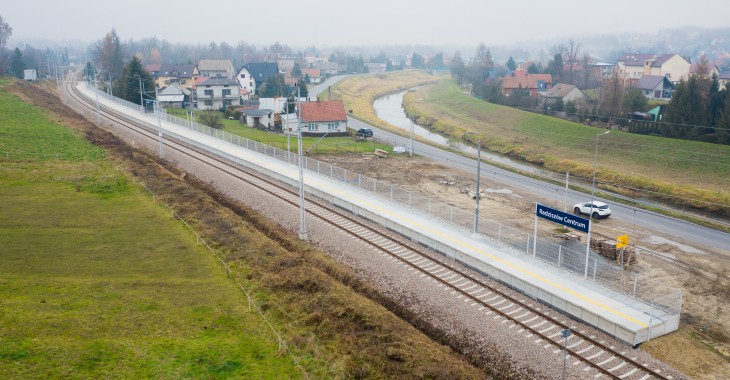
[573,201,612,219]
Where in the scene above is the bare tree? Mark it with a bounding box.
[600,71,624,117]
[580,52,594,89]
[0,15,12,74]
[565,39,581,85]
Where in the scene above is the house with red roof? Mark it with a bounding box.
[501,72,552,97]
[299,100,348,136]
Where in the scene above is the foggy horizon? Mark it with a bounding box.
[3,0,729,51]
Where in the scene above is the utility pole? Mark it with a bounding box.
[93,71,100,124]
[409,115,414,157]
[156,87,164,157]
[137,75,144,112]
[296,83,308,240]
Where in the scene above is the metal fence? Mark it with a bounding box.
[88,84,683,316]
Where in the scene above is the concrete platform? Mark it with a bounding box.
[76,83,678,346]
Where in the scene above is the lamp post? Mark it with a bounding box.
[584,130,609,278]
[295,84,308,240]
[561,328,572,379]
[467,131,482,234]
[155,86,164,157]
[409,115,414,157]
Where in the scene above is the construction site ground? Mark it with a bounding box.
[314,152,730,380]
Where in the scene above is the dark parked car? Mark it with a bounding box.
[356,128,373,138]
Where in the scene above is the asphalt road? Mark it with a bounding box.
[309,76,729,252]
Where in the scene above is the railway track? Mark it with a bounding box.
[66,78,674,379]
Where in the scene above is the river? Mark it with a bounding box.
[372,90,552,175]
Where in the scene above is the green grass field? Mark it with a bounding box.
[166,109,391,154]
[403,80,730,212]
[0,87,303,378]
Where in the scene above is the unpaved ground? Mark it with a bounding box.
[316,153,730,379]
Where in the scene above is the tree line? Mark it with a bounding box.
[450,40,730,145]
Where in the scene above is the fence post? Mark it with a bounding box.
[498,224,501,242]
[558,245,562,267]
[593,258,598,279]
[633,273,638,297]
[526,234,530,254]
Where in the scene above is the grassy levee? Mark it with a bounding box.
[0,80,495,379]
[403,80,730,214]
[326,70,443,129]
[0,84,303,378]
[166,109,392,154]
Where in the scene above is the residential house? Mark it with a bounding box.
[365,62,387,73]
[195,77,241,110]
[317,62,338,77]
[719,71,730,91]
[236,66,255,97]
[153,64,198,92]
[278,58,296,76]
[537,83,587,107]
[258,97,289,114]
[501,72,553,97]
[241,109,275,129]
[245,62,280,95]
[302,68,322,84]
[300,100,348,136]
[157,83,191,109]
[590,62,616,79]
[145,64,161,77]
[689,63,720,78]
[616,53,691,84]
[198,59,235,79]
[635,75,674,100]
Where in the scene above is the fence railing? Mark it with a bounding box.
[87,84,683,316]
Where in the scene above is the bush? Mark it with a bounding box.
[197,110,224,129]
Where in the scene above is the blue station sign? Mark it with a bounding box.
[536,204,590,233]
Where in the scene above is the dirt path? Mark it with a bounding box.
[315,153,730,379]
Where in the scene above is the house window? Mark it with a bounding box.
[180,80,186,84]
[204,90,213,97]
[328,123,338,131]
[222,89,231,96]
[307,124,318,131]
[250,82,253,87]
[204,100,212,106]
[223,100,231,107]
[240,74,245,78]
[655,90,661,98]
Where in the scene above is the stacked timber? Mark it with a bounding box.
[590,238,636,266]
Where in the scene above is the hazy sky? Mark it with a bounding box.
[4,0,729,47]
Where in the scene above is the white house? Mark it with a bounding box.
[158,83,191,109]
[241,109,275,129]
[301,68,322,84]
[300,100,348,136]
[636,75,674,100]
[616,53,691,84]
[236,66,254,97]
[719,71,730,91]
[198,59,235,79]
[195,77,241,110]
